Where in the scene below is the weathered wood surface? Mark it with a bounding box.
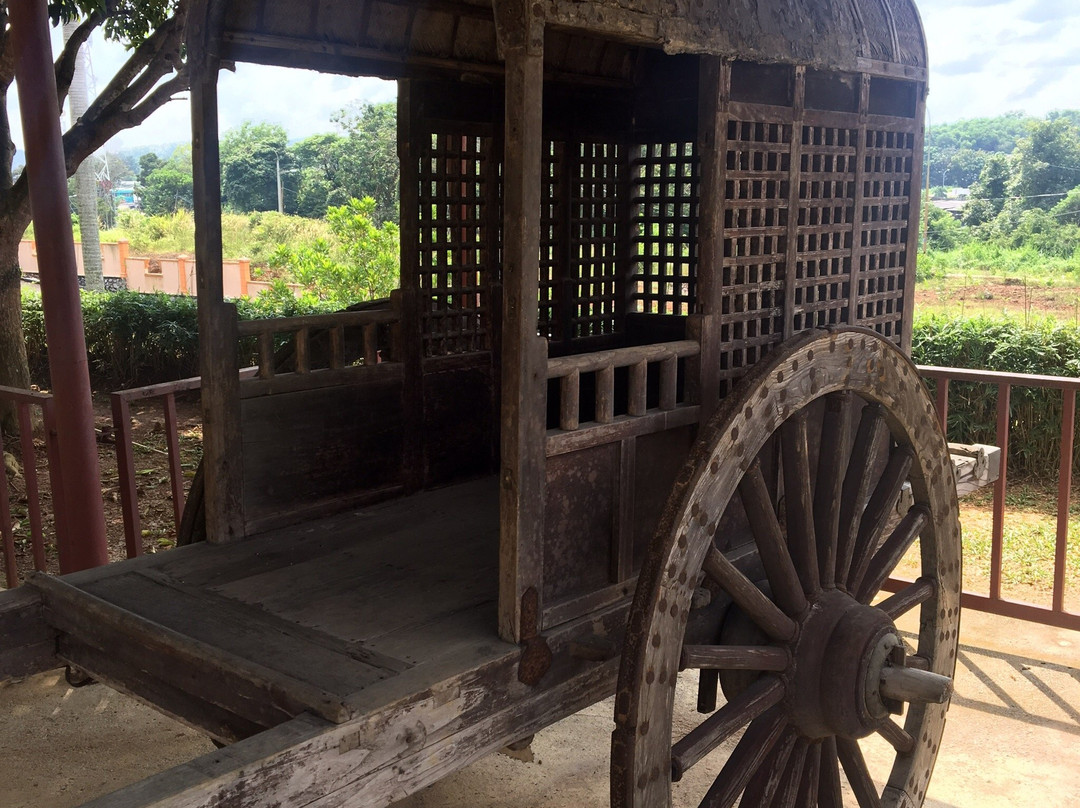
[496,1,548,645]
[190,0,244,544]
[0,585,57,682]
[215,0,927,82]
[239,378,405,534]
[31,479,502,737]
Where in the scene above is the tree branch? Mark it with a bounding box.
[53,12,104,113]
[86,8,188,116]
[62,69,190,174]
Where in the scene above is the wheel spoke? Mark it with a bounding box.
[770,738,810,808]
[672,675,786,781]
[697,669,719,713]
[739,460,808,617]
[837,404,887,585]
[703,547,797,642]
[848,445,915,591]
[739,729,798,808]
[794,741,821,808]
[837,737,883,808]
[814,392,852,588]
[855,505,930,602]
[680,645,789,672]
[817,736,843,808]
[781,412,819,596]
[698,709,788,808]
[877,718,916,754]
[876,577,936,619]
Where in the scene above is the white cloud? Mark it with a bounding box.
[919,0,1080,122]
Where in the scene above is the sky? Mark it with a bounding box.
[6,0,1080,155]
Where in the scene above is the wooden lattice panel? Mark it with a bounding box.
[794,124,858,331]
[571,141,623,338]
[630,142,698,318]
[718,119,790,391]
[540,140,564,341]
[417,131,497,356]
[856,127,914,342]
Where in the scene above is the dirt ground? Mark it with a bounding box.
[914,276,1080,322]
[1,609,1078,808]
[5,394,203,583]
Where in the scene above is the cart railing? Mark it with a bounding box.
[896,365,1080,631]
[545,340,701,455]
[237,308,401,397]
[0,386,62,588]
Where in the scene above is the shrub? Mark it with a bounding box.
[912,313,1080,479]
[23,288,333,390]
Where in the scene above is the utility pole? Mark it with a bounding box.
[276,154,284,214]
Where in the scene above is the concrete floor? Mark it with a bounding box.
[2,610,1078,808]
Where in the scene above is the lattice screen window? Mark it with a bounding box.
[856,128,913,343]
[418,131,496,357]
[571,141,623,338]
[794,124,857,332]
[540,140,564,341]
[630,142,698,317]
[718,120,790,392]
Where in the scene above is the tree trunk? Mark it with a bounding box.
[0,219,32,435]
[63,21,104,292]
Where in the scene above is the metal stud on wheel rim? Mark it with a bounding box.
[612,328,961,808]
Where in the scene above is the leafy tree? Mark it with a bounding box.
[291,132,353,218]
[962,153,1011,229]
[140,147,193,215]
[924,204,968,252]
[271,197,399,307]
[137,152,164,185]
[1050,185,1080,227]
[291,103,398,223]
[334,103,398,224]
[0,0,192,429]
[1007,117,1080,211]
[220,121,292,213]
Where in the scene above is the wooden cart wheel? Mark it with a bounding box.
[177,460,206,546]
[612,328,961,808]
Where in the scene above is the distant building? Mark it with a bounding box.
[112,181,139,210]
[931,198,966,219]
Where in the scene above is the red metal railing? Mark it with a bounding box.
[0,386,64,588]
[110,377,203,558]
[918,365,1080,631]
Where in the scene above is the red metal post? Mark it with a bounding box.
[934,378,949,436]
[1054,388,1075,614]
[990,383,1011,602]
[162,394,186,531]
[110,394,143,558]
[10,0,108,572]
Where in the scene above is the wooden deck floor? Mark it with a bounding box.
[34,477,511,742]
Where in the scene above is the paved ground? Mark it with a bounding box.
[2,609,1078,808]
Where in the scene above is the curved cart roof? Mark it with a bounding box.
[217,0,928,83]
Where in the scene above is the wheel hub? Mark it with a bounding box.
[790,590,900,740]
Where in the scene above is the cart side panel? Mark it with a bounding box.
[422,355,496,485]
[240,377,405,534]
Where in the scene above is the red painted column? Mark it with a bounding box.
[10,0,108,572]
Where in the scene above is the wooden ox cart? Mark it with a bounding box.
[2,0,968,806]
